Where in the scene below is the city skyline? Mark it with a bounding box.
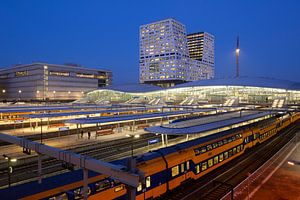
[0,0,300,84]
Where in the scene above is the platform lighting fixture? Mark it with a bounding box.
[2,89,5,93]
[18,90,22,93]
[125,134,140,157]
[288,161,295,166]
[53,91,56,94]
[68,91,71,94]
[3,154,17,187]
[36,90,40,94]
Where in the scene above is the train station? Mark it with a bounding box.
[0,76,298,200]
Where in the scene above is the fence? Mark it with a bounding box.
[221,133,299,200]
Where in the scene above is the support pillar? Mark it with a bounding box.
[126,158,136,200]
[165,134,168,146]
[186,134,189,141]
[38,154,42,184]
[76,124,79,139]
[161,134,165,147]
[83,168,89,200]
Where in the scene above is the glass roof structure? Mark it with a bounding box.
[86,77,300,104]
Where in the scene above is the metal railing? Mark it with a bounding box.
[221,133,299,200]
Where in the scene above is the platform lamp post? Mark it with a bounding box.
[3,154,17,188]
[18,90,22,101]
[40,118,43,144]
[126,134,140,157]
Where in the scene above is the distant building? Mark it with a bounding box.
[0,63,112,101]
[187,32,214,66]
[139,18,214,87]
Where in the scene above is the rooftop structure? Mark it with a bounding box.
[86,77,300,104]
[0,63,112,101]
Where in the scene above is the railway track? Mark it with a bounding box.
[0,133,162,188]
[157,122,299,200]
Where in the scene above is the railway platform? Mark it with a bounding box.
[251,140,300,199]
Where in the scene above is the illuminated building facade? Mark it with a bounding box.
[139,18,214,87]
[87,77,300,105]
[187,32,215,71]
[0,63,112,101]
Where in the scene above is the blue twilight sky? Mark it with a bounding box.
[0,0,300,84]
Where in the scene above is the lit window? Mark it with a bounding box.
[146,176,151,188]
[208,159,213,168]
[171,166,179,177]
[214,156,219,165]
[186,161,190,170]
[196,165,200,174]
[202,162,207,171]
[181,163,185,173]
[114,185,125,192]
[137,182,142,192]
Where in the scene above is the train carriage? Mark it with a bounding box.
[3,112,298,200]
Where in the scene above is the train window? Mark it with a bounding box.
[237,146,240,153]
[137,182,142,192]
[201,147,207,153]
[74,187,91,199]
[214,156,218,165]
[208,159,213,168]
[218,141,223,146]
[95,180,111,192]
[224,152,229,159]
[181,163,185,173]
[186,161,190,170]
[207,144,213,151]
[201,162,207,171]
[253,134,257,140]
[212,143,218,149]
[146,176,151,188]
[48,193,68,200]
[231,136,236,141]
[219,154,224,162]
[172,166,179,177]
[233,148,236,155]
[114,185,125,192]
[228,138,232,143]
[194,149,201,155]
[196,164,200,174]
[240,144,244,150]
[229,150,233,157]
[223,139,228,144]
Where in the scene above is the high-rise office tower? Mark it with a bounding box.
[187,32,214,65]
[139,19,214,87]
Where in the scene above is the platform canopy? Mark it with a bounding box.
[145,111,276,135]
[66,109,214,125]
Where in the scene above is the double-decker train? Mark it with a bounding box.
[3,112,300,200]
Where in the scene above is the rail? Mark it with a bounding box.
[220,132,299,200]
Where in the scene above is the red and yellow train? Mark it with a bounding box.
[4,112,299,200]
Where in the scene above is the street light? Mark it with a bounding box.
[2,89,5,93]
[18,90,22,101]
[126,134,140,157]
[3,154,17,187]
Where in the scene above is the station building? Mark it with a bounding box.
[86,77,300,105]
[0,63,112,101]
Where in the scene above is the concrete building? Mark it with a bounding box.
[139,18,214,88]
[0,63,112,101]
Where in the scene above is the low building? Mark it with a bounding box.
[0,63,112,101]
